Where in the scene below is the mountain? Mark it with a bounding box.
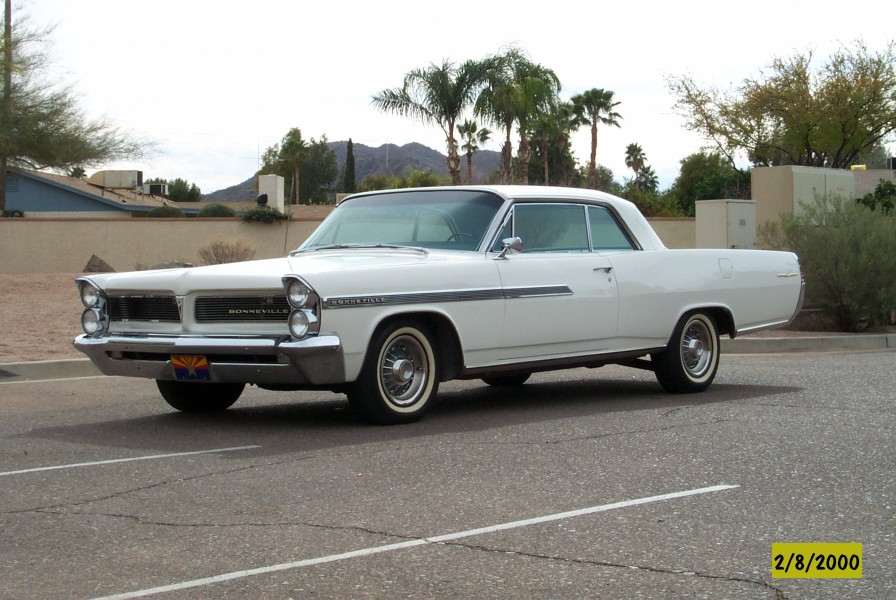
[202,141,502,202]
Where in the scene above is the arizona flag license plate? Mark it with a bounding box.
[171,355,211,381]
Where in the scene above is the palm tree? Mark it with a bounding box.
[458,120,492,183]
[279,128,309,204]
[637,165,659,193]
[476,47,560,184]
[572,88,622,189]
[529,100,583,185]
[625,143,647,183]
[371,59,492,185]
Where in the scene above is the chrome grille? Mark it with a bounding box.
[195,296,291,322]
[108,295,180,322]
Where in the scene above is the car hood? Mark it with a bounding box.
[82,249,483,295]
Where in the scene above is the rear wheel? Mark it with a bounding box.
[156,380,244,412]
[347,320,439,424]
[652,311,719,393]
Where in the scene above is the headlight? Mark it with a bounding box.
[287,280,311,308]
[282,275,320,338]
[81,308,107,335]
[79,282,102,308]
[288,310,310,338]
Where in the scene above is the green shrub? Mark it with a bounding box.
[760,194,896,331]
[857,179,895,215]
[198,203,237,217]
[147,205,185,218]
[1,210,24,217]
[241,206,287,224]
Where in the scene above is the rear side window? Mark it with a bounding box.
[588,205,634,250]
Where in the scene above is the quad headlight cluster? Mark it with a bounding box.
[282,275,320,339]
[77,279,109,336]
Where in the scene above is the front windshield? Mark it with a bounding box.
[299,190,505,251]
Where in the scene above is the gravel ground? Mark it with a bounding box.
[0,273,85,363]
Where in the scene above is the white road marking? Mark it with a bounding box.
[0,446,261,477]
[90,484,739,600]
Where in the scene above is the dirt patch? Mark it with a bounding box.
[0,273,85,363]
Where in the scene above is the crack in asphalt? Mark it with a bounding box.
[2,457,305,516]
[435,540,790,599]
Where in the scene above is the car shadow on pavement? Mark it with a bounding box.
[16,372,803,459]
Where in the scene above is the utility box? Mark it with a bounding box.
[258,174,285,211]
[695,199,756,249]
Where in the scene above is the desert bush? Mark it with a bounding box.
[198,203,237,217]
[1,210,24,217]
[147,205,185,218]
[241,206,287,224]
[760,194,896,331]
[198,239,256,265]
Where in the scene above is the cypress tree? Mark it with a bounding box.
[341,138,356,193]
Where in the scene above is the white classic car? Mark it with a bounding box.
[75,186,804,424]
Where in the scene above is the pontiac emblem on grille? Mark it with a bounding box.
[176,296,184,320]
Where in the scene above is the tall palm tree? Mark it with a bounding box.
[572,88,622,189]
[625,142,647,183]
[529,100,582,185]
[476,47,560,184]
[458,120,492,183]
[279,128,308,204]
[371,59,492,185]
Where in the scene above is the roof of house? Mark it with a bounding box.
[7,167,200,215]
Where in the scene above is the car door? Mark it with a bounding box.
[493,202,621,361]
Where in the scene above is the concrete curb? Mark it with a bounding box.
[723,333,895,354]
[0,359,102,383]
[1,334,894,382]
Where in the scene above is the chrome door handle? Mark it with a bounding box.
[594,266,613,273]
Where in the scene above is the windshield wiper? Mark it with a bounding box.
[291,244,429,255]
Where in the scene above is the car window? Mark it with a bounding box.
[302,190,504,250]
[513,204,589,253]
[588,206,635,251]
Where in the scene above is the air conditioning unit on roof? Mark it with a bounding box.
[144,183,168,196]
[87,170,144,189]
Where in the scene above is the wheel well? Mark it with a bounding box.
[371,312,464,382]
[703,307,735,338]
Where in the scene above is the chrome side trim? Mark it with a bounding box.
[323,285,572,309]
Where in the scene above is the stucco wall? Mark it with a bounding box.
[752,166,895,226]
[0,217,324,273]
[0,213,696,273]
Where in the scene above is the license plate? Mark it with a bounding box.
[171,355,211,381]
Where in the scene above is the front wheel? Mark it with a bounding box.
[156,380,244,412]
[652,312,720,393]
[347,320,439,424]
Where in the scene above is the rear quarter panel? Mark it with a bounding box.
[608,249,802,343]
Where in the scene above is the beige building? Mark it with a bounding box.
[751,165,896,226]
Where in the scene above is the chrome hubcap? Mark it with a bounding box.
[391,358,416,385]
[680,318,713,378]
[380,335,428,407]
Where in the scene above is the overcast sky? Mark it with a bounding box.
[21,0,895,194]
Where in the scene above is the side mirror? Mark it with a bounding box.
[496,237,523,259]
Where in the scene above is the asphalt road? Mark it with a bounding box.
[1,350,893,599]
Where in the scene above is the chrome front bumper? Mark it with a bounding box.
[74,334,345,386]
